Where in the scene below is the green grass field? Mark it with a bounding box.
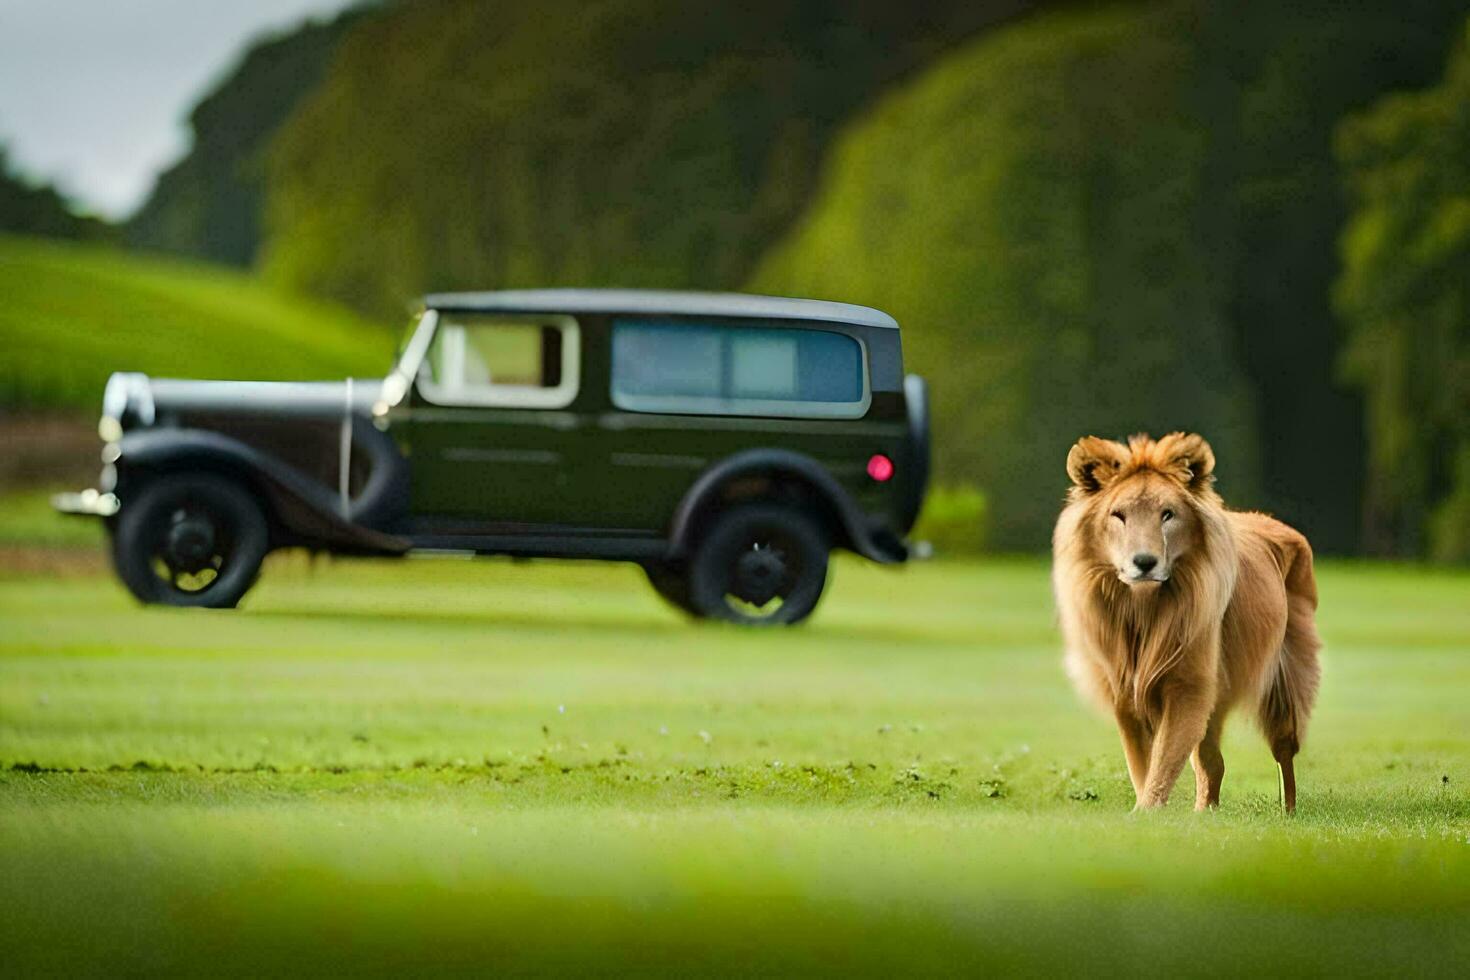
[1,553,1466,976]
[0,234,389,409]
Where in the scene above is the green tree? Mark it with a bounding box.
[1334,18,1470,561]
[752,3,1261,549]
[257,0,1046,318]
[126,10,362,265]
[1207,0,1461,553]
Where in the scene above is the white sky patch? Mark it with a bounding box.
[0,0,362,220]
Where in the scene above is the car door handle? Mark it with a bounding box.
[442,448,562,465]
[543,413,582,432]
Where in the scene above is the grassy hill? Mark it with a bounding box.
[0,235,389,409]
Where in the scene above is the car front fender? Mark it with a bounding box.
[115,428,409,554]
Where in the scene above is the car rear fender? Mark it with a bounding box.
[668,449,906,564]
[115,428,409,554]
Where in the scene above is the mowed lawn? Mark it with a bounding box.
[1,554,1467,976]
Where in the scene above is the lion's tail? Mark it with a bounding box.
[1258,532,1322,761]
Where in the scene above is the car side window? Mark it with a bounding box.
[610,319,868,419]
[417,314,579,409]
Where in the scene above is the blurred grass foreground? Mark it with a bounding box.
[2,555,1467,975]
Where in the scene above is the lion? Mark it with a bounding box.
[1052,432,1322,811]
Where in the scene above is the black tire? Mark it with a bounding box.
[687,504,829,625]
[112,473,269,608]
[641,561,703,617]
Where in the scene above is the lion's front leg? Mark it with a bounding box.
[1137,675,1215,810]
[1114,708,1152,804]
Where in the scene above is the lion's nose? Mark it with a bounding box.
[1132,553,1158,573]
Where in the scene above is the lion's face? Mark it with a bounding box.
[1062,432,1219,591]
[1094,472,1197,587]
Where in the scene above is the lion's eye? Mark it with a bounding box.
[1162,509,1175,523]
[1111,511,1125,523]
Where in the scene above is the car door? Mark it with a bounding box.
[595,316,876,530]
[403,312,595,530]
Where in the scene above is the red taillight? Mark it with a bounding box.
[867,454,895,482]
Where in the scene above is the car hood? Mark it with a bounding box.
[103,372,386,432]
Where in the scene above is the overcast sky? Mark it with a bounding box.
[0,0,363,220]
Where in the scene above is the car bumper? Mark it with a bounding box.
[52,489,120,518]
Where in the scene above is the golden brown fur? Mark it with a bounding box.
[1052,432,1322,811]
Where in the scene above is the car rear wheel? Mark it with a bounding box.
[687,504,829,625]
[112,473,269,608]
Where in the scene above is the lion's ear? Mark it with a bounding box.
[1066,437,1128,494]
[1157,432,1216,492]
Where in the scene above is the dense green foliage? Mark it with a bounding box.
[0,146,111,241]
[1334,18,1470,562]
[258,0,1043,318]
[755,4,1258,548]
[2,556,1467,974]
[100,0,1466,556]
[0,235,388,408]
[125,11,361,266]
[1201,1,1461,553]
[754,0,1463,550]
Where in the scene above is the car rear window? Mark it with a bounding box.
[610,319,867,419]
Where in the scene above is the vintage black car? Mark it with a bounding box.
[56,290,930,624]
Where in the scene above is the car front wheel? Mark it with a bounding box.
[111,473,269,608]
[687,504,829,625]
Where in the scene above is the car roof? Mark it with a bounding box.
[422,289,898,330]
